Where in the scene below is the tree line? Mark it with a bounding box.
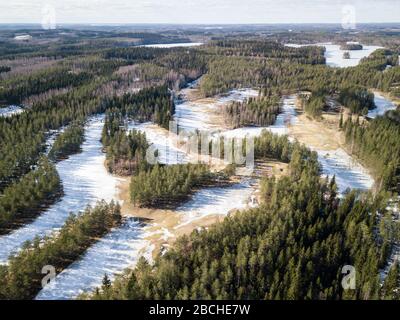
[0,65,10,74]
[103,85,175,129]
[224,93,280,128]
[338,86,375,115]
[48,121,85,162]
[0,157,61,234]
[130,164,228,208]
[0,66,92,105]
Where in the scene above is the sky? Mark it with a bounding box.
[0,0,399,25]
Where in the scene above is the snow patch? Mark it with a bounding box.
[175,178,255,229]
[127,122,190,165]
[317,148,374,195]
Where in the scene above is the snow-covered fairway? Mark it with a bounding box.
[317,149,374,194]
[36,218,150,300]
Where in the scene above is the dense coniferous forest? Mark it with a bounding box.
[48,121,85,161]
[130,164,227,208]
[0,201,121,300]
[0,65,10,74]
[0,66,92,105]
[340,43,363,51]
[344,110,400,192]
[224,94,280,128]
[103,85,175,129]
[254,130,304,163]
[102,110,150,175]
[301,92,326,119]
[338,87,375,115]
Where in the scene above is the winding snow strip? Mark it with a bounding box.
[317,149,374,195]
[0,115,121,263]
[36,218,150,300]
[368,93,397,118]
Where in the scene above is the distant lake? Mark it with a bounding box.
[285,42,382,68]
[141,42,204,48]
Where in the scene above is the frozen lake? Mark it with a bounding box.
[368,92,398,118]
[285,43,381,68]
[0,115,121,263]
[142,42,203,48]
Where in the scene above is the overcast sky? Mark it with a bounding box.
[0,0,399,24]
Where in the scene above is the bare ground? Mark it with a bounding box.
[288,99,360,151]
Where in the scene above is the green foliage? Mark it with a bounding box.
[381,262,400,300]
[0,66,92,105]
[344,110,400,192]
[224,93,280,128]
[303,93,326,119]
[104,85,174,129]
[0,78,107,190]
[338,87,375,115]
[102,110,150,175]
